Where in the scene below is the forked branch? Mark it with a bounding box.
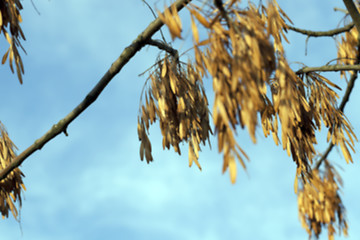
[0,0,192,181]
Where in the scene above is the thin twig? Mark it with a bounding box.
[147,39,179,58]
[31,0,41,15]
[334,7,348,14]
[325,57,358,66]
[214,0,232,28]
[142,0,167,43]
[214,0,226,19]
[0,0,192,181]
[287,23,354,37]
[296,64,360,74]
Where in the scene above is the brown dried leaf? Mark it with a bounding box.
[157,4,182,40]
[188,7,210,28]
[2,49,10,65]
[190,14,199,44]
[228,155,237,184]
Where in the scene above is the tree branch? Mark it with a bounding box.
[214,0,228,20]
[296,64,360,74]
[0,0,192,181]
[287,23,354,37]
[342,0,360,33]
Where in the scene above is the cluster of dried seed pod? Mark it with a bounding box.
[187,1,323,180]
[337,25,358,79]
[297,163,348,240]
[138,55,212,169]
[0,0,25,83]
[0,122,25,219]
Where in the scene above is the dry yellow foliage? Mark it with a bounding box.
[183,1,323,181]
[155,0,357,180]
[337,25,358,78]
[0,0,25,83]
[138,54,212,170]
[297,163,348,240]
[158,3,183,40]
[156,1,356,238]
[0,121,25,219]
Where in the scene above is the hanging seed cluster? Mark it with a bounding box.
[185,1,324,181]
[191,4,279,182]
[0,122,25,219]
[0,0,25,83]
[303,72,356,164]
[297,164,348,240]
[138,55,212,169]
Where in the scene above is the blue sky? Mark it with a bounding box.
[0,0,359,240]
